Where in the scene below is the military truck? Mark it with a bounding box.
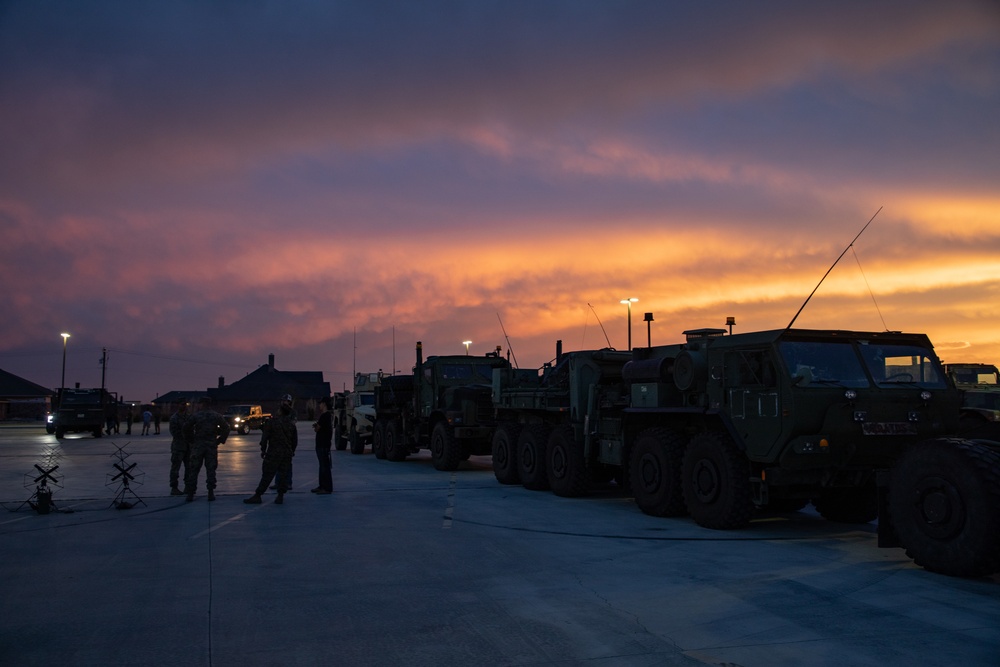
[52,388,115,439]
[334,372,382,454]
[492,327,1000,577]
[372,342,511,470]
[945,362,1000,441]
[224,405,270,434]
[491,343,632,493]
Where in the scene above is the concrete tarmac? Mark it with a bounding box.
[1,422,998,666]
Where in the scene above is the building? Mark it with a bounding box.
[152,354,330,420]
[0,368,55,422]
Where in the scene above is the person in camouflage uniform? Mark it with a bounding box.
[184,396,229,502]
[167,398,190,495]
[244,395,298,505]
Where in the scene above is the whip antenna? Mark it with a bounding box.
[587,303,613,348]
[496,313,519,368]
[786,206,882,330]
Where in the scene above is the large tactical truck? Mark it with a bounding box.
[492,328,1000,577]
[334,372,381,454]
[372,342,511,470]
[945,362,1000,441]
[52,388,115,439]
[491,344,632,493]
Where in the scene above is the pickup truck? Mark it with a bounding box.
[224,405,271,434]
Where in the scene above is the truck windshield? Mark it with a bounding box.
[778,342,869,388]
[856,343,947,388]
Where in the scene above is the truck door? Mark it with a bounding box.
[725,349,782,455]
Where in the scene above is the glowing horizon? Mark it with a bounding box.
[0,2,998,400]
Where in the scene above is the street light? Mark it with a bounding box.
[619,298,638,350]
[463,340,472,355]
[60,333,70,393]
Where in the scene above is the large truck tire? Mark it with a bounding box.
[812,479,879,524]
[372,421,387,460]
[630,427,687,517]
[518,423,550,491]
[349,424,365,454]
[334,423,347,451]
[492,423,521,485]
[385,419,408,462]
[431,422,462,471]
[547,425,589,498]
[889,438,1000,577]
[681,431,753,529]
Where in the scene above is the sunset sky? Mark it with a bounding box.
[1,1,999,403]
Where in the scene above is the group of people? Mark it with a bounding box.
[168,394,335,504]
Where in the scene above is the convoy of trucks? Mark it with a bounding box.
[366,330,1000,577]
[35,322,1000,578]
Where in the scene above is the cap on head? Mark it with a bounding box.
[281,394,293,403]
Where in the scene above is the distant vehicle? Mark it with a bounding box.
[52,388,115,439]
[224,405,271,434]
[372,342,510,470]
[945,362,1000,440]
[334,372,381,455]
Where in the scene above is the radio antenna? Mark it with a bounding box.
[587,303,613,348]
[496,312,519,368]
[786,206,882,330]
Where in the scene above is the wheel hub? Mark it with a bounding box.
[692,458,720,504]
[639,455,661,494]
[912,475,965,539]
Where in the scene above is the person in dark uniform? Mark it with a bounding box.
[311,398,334,494]
[168,399,190,496]
[244,396,298,505]
[184,396,228,502]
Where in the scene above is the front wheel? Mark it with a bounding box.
[349,424,365,455]
[630,427,687,517]
[492,423,521,485]
[889,438,1000,577]
[681,431,753,529]
[239,423,250,435]
[431,422,462,471]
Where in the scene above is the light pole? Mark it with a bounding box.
[60,333,70,393]
[619,298,638,350]
[463,340,472,355]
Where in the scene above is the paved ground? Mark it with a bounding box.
[1,422,998,666]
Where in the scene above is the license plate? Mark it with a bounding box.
[862,422,916,435]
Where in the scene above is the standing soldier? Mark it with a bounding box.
[184,396,228,502]
[311,397,334,494]
[168,399,190,496]
[244,394,298,505]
